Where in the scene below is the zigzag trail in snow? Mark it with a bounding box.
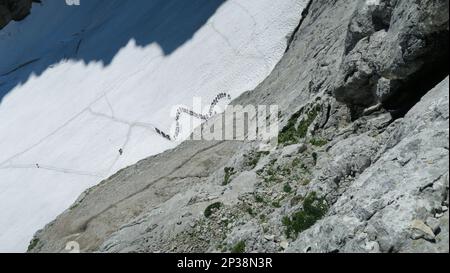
[171,92,232,141]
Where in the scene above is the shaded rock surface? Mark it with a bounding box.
[0,0,34,29]
[29,0,449,253]
[288,78,449,253]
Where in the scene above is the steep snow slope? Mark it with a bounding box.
[0,0,308,252]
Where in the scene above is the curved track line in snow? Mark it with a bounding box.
[86,107,166,176]
[0,163,101,177]
[0,89,231,178]
[172,92,232,141]
[0,55,165,169]
[78,140,226,233]
[0,0,277,171]
[0,85,231,178]
[0,108,90,168]
[0,58,41,77]
[208,0,273,73]
[207,22,268,64]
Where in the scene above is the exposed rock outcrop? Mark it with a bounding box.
[0,0,34,29]
[288,78,449,253]
[334,0,449,116]
[29,0,449,253]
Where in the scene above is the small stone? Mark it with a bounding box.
[280,241,289,249]
[264,235,275,241]
[442,206,448,212]
[426,217,441,234]
[364,241,380,253]
[182,212,193,218]
[298,144,308,154]
[410,219,435,241]
[208,195,219,201]
[435,212,444,218]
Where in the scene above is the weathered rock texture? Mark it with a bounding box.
[288,78,449,253]
[29,0,449,253]
[334,0,449,116]
[0,0,33,29]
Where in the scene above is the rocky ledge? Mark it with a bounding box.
[29,0,449,253]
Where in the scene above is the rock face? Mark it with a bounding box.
[288,78,449,253]
[0,0,33,29]
[334,0,449,115]
[29,0,449,253]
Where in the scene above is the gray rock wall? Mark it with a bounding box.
[289,78,449,253]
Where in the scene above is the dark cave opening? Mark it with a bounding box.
[384,31,449,120]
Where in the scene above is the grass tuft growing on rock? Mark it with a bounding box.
[244,151,270,169]
[278,110,303,146]
[278,106,321,146]
[257,159,280,184]
[282,192,328,238]
[310,138,328,147]
[223,167,236,186]
[246,207,256,216]
[272,201,282,208]
[257,159,294,184]
[27,238,39,252]
[283,183,293,193]
[312,152,318,165]
[204,202,223,218]
[231,241,246,253]
[254,194,265,203]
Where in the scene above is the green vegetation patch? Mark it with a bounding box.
[283,183,293,193]
[312,152,318,165]
[246,207,256,216]
[223,167,237,186]
[27,238,39,252]
[244,151,270,169]
[291,157,302,168]
[310,138,328,147]
[256,158,294,184]
[272,201,282,208]
[204,202,223,218]
[282,192,328,238]
[278,105,321,146]
[231,241,246,253]
[254,194,265,203]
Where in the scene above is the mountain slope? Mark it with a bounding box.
[0,0,308,252]
[30,0,449,253]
